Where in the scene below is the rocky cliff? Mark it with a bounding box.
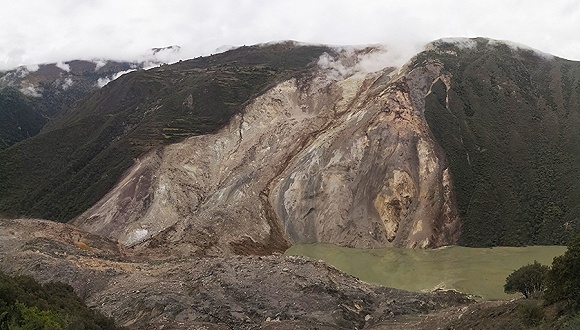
[71,46,461,254]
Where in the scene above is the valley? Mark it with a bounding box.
[1,37,579,329]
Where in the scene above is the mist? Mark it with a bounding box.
[1,0,579,71]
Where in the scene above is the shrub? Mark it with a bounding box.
[10,302,62,330]
[504,260,550,299]
[544,234,580,311]
[516,300,544,327]
[0,271,121,330]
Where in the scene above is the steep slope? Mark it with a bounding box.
[0,87,46,149]
[0,60,139,150]
[72,46,461,254]
[0,43,330,221]
[422,38,580,246]
[2,38,578,249]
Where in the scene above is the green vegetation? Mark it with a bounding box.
[0,271,120,329]
[0,43,330,221]
[0,88,47,150]
[504,261,549,298]
[544,234,580,311]
[0,61,137,151]
[497,234,580,328]
[422,38,580,246]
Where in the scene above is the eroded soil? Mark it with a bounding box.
[0,218,475,329]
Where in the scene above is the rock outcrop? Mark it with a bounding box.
[72,47,461,255]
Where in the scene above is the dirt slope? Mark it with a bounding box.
[72,46,460,255]
[0,218,471,329]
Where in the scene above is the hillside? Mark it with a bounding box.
[0,217,472,329]
[1,38,579,329]
[0,38,578,249]
[0,43,331,221]
[0,60,140,150]
[422,38,580,246]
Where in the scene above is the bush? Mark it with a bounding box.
[516,300,544,327]
[544,234,580,311]
[10,302,62,330]
[0,271,121,330]
[560,313,580,330]
[504,260,550,299]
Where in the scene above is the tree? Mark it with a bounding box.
[10,302,62,330]
[504,260,550,299]
[544,234,580,310]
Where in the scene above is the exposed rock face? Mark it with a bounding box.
[72,48,460,254]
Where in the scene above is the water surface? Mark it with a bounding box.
[285,244,566,300]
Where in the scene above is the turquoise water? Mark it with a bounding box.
[285,244,566,300]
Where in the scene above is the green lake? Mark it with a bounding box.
[285,244,567,300]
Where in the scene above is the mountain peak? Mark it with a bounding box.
[151,45,181,55]
[425,37,555,60]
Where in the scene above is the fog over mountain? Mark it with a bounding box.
[1,0,580,70]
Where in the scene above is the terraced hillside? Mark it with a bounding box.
[0,43,331,221]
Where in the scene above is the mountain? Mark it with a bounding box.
[1,38,579,329]
[422,38,580,246]
[0,42,330,222]
[71,44,461,254]
[0,60,141,150]
[0,38,579,252]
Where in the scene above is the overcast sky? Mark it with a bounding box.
[1,0,579,70]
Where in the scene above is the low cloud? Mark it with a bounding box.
[317,44,409,82]
[61,78,74,90]
[19,85,42,97]
[25,64,39,72]
[97,69,136,88]
[0,1,579,71]
[55,62,70,72]
[93,60,107,71]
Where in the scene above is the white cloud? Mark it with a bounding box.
[93,60,107,71]
[25,64,39,72]
[317,44,406,83]
[61,78,74,90]
[428,38,556,61]
[431,38,479,50]
[487,39,555,60]
[96,68,136,88]
[55,62,70,72]
[19,85,42,97]
[0,1,579,71]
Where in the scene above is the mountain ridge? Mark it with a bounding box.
[0,38,578,250]
[1,37,579,329]
[0,59,142,150]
